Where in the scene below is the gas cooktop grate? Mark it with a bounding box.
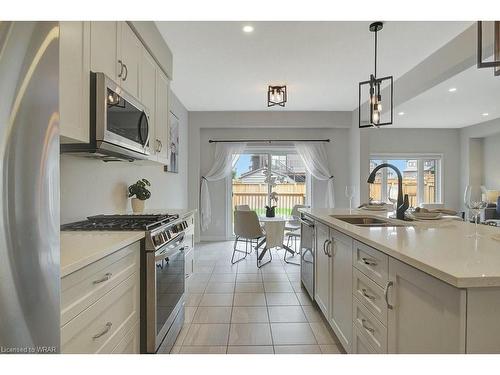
[61,214,179,231]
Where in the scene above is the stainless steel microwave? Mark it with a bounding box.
[61,72,151,161]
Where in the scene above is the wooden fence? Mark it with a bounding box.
[232,183,306,214]
[369,176,435,207]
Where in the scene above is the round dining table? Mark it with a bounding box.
[255,215,300,265]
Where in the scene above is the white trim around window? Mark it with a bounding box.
[370,153,444,206]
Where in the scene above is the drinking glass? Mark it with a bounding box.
[464,185,487,238]
[345,186,356,211]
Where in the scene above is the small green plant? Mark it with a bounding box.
[128,179,151,201]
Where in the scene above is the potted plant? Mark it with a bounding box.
[128,179,151,213]
[265,191,279,217]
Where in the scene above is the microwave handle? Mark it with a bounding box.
[138,111,150,147]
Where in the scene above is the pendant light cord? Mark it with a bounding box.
[374,29,378,79]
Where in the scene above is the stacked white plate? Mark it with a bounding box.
[409,211,442,220]
[361,205,388,211]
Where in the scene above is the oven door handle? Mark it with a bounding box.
[154,234,186,261]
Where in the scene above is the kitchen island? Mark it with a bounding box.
[300,208,500,354]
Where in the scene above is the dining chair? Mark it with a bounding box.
[232,210,269,266]
[235,204,251,211]
[285,204,309,253]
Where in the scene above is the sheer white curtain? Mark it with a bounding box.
[200,142,246,231]
[294,142,335,208]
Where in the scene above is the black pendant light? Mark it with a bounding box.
[477,21,500,76]
[267,85,287,107]
[359,22,393,128]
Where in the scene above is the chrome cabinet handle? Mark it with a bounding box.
[93,272,112,284]
[92,322,112,339]
[122,63,128,80]
[158,140,163,152]
[323,239,328,255]
[361,318,375,333]
[384,281,394,309]
[361,257,378,266]
[118,60,124,78]
[326,240,333,258]
[361,288,376,300]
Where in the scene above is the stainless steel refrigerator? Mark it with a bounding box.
[0,21,60,353]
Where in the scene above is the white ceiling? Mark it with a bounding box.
[394,64,500,128]
[156,21,473,112]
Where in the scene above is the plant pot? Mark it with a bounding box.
[265,205,276,218]
[131,198,145,213]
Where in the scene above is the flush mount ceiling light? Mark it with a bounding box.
[477,21,500,76]
[448,87,457,92]
[482,112,489,116]
[359,21,393,128]
[267,85,287,107]
[398,111,405,116]
[242,25,254,33]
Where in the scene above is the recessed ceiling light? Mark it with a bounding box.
[398,111,405,116]
[448,87,457,92]
[242,25,254,33]
[482,112,489,116]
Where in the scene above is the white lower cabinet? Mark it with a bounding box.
[310,218,468,354]
[329,229,353,352]
[61,242,141,354]
[352,325,377,354]
[111,320,140,354]
[315,222,330,316]
[387,257,466,354]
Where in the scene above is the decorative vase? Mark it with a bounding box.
[131,198,145,213]
[265,205,276,218]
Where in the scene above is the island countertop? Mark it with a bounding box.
[300,208,500,288]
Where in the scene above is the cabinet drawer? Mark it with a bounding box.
[61,242,139,326]
[352,268,387,326]
[353,296,387,353]
[61,272,139,354]
[352,325,378,354]
[353,240,388,287]
[111,320,140,354]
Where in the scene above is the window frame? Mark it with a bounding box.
[369,153,443,206]
[226,146,311,238]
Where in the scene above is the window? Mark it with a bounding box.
[231,151,308,216]
[369,155,442,207]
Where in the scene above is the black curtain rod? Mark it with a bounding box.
[208,139,330,143]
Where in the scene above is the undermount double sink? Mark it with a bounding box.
[330,215,408,227]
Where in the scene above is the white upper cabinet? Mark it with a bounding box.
[61,21,172,166]
[118,23,142,99]
[329,229,353,352]
[140,49,157,156]
[90,22,118,81]
[387,257,466,353]
[60,21,90,144]
[155,69,170,165]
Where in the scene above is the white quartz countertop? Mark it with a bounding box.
[60,231,145,278]
[300,208,500,288]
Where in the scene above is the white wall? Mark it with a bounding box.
[459,118,500,209]
[60,93,189,223]
[366,128,461,210]
[483,132,500,189]
[198,127,350,240]
[188,111,352,241]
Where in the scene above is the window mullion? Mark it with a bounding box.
[417,159,424,206]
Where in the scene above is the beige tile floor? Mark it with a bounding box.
[171,241,343,354]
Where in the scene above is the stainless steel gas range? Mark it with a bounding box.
[61,213,194,353]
